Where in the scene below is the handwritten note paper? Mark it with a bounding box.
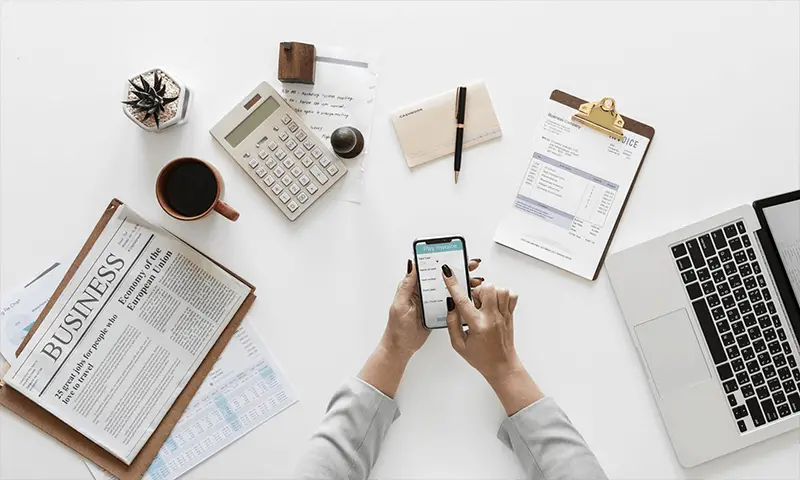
[276,46,379,204]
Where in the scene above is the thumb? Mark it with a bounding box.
[441,264,479,326]
[445,297,466,351]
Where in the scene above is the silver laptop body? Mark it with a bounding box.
[607,193,800,467]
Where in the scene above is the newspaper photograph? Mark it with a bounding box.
[2,204,251,465]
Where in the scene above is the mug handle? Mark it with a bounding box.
[214,200,240,222]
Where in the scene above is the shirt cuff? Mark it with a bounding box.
[496,396,552,449]
[353,377,401,421]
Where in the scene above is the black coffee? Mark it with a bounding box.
[163,161,218,217]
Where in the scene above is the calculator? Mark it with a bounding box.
[210,82,347,221]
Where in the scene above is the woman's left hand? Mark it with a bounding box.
[380,258,485,358]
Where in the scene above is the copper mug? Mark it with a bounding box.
[156,157,239,221]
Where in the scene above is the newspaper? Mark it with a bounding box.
[2,204,251,465]
[85,318,297,480]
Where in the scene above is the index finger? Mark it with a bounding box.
[441,264,479,325]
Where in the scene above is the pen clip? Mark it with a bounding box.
[455,88,460,120]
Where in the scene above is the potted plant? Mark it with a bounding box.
[122,68,191,132]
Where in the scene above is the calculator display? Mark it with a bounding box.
[225,97,281,148]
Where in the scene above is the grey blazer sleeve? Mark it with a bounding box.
[497,397,607,480]
[295,378,400,480]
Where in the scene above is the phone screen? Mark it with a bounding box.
[414,237,470,329]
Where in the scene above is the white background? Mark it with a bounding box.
[1,1,799,478]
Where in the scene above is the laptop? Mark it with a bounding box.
[606,190,800,467]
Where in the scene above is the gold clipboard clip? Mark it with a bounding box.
[572,97,625,140]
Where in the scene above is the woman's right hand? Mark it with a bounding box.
[441,263,543,415]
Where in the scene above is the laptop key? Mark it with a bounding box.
[774,390,787,404]
[717,320,731,333]
[720,248,734,263]
[758,275,766,288]
[745,277,758,290]
[761,398,778,422]
[747,360,760,374]
[769,342,782,355]
[742,383,755,398]
[747,397,766,426]
[768,302,776,315]
[755,302,767,316]
[737,420,747,432]
[754,262,762,275]
[698,268,711,282]
[702,281,716,295]
[775,353,787,368]
[687,283,703,300]
[734,287,747,301]
[723,261,737,275]
[739,263,752,278]
[763,365,777,378]
[758,316,771,329]
[708,256,722,271]
[752,372,765,386]
[778,403,792,418]
[744,314,757,327]
[785,343,794,356]
[722,333,735,346]
[738,300,751,313]
[732,320,744,335]
[743,235,752,247]
[783,379,797,393]
[789,393,800,412]
[717,363,734,380]
[763,328,776,342]
[712,270,725,283]
[687,239,706,268]
[772,315,781,327]
[768,377,782,392]
[718,283,732,297]
[712,229,728,248]
[723,378,738,393]
[713,307,726,320]
[722,296,735,309]
[708,294,721,307]
[692,299,727,365]
[748,289,762,303]
[672,244,687,258]
[734,251,748,264]
[725,225,738,238]
[729,275,743,288]
[677,257,693,271]
[732,405,748,419]
[757,385,770,399]
[737,221,746,234]
[700,234,716,257]
[736,371,749,385]
[753,338,766,352]
[740,344,753,358]
[682,270,697,284]
[794,369,800,382]
[732,358,745,371]
[727,393,738,407]
[779,366,792,381]
[758,352,771,366]
[778,329,787,341]
[726,345,741,360]
[747,248,757,261]
[729,237,743,252]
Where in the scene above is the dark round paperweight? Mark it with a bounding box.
[330,126,365,159]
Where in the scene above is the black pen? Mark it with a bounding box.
[454,86,467,184]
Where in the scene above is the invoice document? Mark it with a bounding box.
[494,100,650,280]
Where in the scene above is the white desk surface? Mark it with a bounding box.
[2,1,799,478]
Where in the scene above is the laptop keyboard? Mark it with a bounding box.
[672,220,800,433]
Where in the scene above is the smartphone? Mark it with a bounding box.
[413,236,471,329]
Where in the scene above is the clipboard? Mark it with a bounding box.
[551,90,655,280]
[0,199,257,480]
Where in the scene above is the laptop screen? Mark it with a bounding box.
[762,199,800,302]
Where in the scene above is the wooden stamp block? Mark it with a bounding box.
[278,42,316,85]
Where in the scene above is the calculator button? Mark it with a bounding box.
[243,152,251,159]
[297,192,309,203]
[291,166,303,177]
[263,175,276,186]
[279,191,291,204]
[289,183,300,195]
[281,114,291,125]
[276,149,287,160]
[265,157,277,169]
[255,166,268,178]
[288,122,299,132]
[319,156,331,167]
[296,130,308,142]
[268,141,278,151]
[307,182,319,194]
[279,131,289,141]
[287,200,299,212]
[281,175,292,186]
[303,139,315,150]
[257,136,268,147]
[282,158,295,169]
[302,156,313,167]
[286,138,298,150]
[299,174,310,186]
[258,150,268,159]
[294,149,306,159]
[272,126,279,132]
[309,165,329,184]
[326,164,339,176]
[271,184,283,195]
[311,147,324,159]
[247,158,259,168]
[273,166,285,178]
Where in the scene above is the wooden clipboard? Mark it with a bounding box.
[550,90,656,280]
[0,198,257,480]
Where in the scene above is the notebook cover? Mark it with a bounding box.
[550,90,656,280]
[0,198,257,480]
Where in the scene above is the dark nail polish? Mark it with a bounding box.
[407,259,412,274]
[472,258,482,263]
[474,277,485,281]
[442,264,452,277]
[447,297,455,312]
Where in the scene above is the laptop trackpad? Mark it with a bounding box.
[635,309,710,397]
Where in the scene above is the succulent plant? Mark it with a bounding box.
[122,71,178,129]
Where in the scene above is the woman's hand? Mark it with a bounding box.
[359,259,484,398]
[441,264,543,415]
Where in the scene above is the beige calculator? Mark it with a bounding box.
[210,82,347,221]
